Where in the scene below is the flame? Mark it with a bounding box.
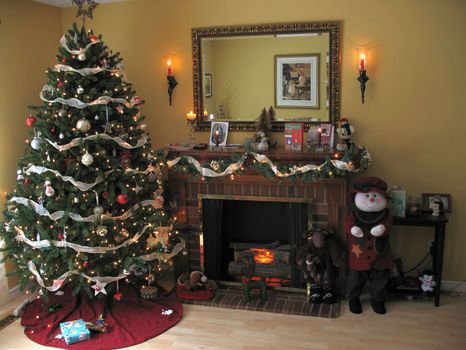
[249,248,274,264]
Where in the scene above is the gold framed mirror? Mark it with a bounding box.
[192,21,341,132]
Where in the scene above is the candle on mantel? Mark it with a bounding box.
[359,53,366,71]
[203,110,208,117]
[167,60,172,76]
[186,111,197,122]
[317,127,322,146]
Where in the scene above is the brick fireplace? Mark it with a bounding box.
[168,148,348,296]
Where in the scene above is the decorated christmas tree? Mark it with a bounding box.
[0,22,184,300]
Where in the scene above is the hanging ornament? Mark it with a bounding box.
[96,225,108,237]
[116,105,124,114]
[61,57,67,64]
[76,119,91,132]
[90,35,98,43]
[94,114,100,120]
[81,151,94,166]
[102,191,109,200]
[130,96,142,105]
[73,197,80,203]
[31,137,42,150]
[153,188,164,209]
[16,170,24,183]
[113,291,123,301]
[83,261,89,268]
[93,206,104,215]
[58,108,66,117]
[78,52,87,61]
[57,81,64,88]
[26,115,36,127]
[116,194,128,205]
[24,178,30,185]
[91,281,107,296]
[51,127,57,134]
[44,181,55,197]
[59,132,64,139]
[119,151,131,169]
[58,232,64,240]
[77,85,84,94]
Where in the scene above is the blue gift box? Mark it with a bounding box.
[60,319,90,345]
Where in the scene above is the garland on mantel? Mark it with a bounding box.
[160,144,371,181]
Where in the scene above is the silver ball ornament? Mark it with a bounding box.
[77,85,84,94]
[93,206,104,215]
[94,114,99,120]
[31,137,42,150]
[78,52,86,61]
[81,151,94,166]
[76,119,91,132]
[73,197,80,203]
[59,133,64,139]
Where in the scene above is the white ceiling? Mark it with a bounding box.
[32,0,128,8]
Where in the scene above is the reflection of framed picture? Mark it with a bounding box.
[204,73,212,98]
[275,54,319,109]
[209,121,229,146]
[421,193,451,213]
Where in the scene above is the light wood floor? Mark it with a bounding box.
[0,293,465,350]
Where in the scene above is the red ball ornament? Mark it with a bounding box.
[102,192,110,200]
[61,57,67,64]
[26,115,36,127]
[90,35,98,43]
[83,261,89,268]
[116,194,128,205]
[57,81,64,88]
[58,233,63,240]
[51,127,56,134]
[24,178,30,185]
[113,291,123,301]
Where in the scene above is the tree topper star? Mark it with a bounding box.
[92,281,108,296]
[72,0,99,20]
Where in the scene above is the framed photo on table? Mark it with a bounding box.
[275,54,319,109]
[421,193,451,213]
[209,121,229,146]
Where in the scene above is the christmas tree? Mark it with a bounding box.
[0,23,184,299]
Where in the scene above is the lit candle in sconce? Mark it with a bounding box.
[186,111,197,122]
[359,53,366,71]
[167,60,172,76]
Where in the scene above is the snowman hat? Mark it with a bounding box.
[350,176,389,200]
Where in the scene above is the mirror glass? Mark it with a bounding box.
[192,22,341,131]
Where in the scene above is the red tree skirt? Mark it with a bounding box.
[21,284,182,349]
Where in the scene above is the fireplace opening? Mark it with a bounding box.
[200,195,312,288]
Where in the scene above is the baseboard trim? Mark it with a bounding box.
[441,280,466,293]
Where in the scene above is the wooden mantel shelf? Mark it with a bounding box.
[167,145,341,162]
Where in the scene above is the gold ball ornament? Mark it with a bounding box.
[81,151,94,166]
[96,226,108,237]
[76,119,91,132]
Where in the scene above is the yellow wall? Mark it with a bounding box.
[206,35,328,121]
[0,0,62,289]
[1,0,464,287]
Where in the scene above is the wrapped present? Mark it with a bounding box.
[60,319,90,345]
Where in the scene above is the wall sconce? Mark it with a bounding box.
[167,60,178,106]
[186,111,197,147]
[357,52,369,104]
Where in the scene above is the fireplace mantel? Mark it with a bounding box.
[168,148,348,295]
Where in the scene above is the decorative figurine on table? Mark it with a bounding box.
[419,271,436,294]
[336,118,355,151]
[430,196,443,216]
[296,228,342,304]
[239,252,267,302]
[345,176,393,314]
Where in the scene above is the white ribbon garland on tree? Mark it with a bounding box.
[9,197,159,222]
[14,224,151,254]
[44,133,148,152]
[40,85,137,109]
[54,64,107,76]
[59,34,101,55]
[166,151,365,178]
[26,238,186,292]
[23,164,108,191]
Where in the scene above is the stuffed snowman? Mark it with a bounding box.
[345,176,393,314]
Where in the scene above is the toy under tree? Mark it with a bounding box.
[0,22,184,301]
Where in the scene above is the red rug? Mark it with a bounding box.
[21,285,182,349]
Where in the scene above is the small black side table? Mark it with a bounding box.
[394,213,448,306]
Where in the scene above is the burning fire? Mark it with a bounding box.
[249,248,274,264]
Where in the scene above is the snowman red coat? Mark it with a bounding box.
[344,210,393,271]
